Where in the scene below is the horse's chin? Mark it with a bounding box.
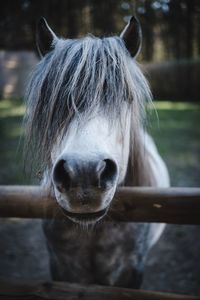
[60,206,109,225]
[53,184,116,225]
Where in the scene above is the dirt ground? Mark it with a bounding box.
[0,218,200,296]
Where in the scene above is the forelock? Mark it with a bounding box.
[24,35,151,171]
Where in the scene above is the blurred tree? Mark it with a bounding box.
[155,0,199,60]
[135,0,157,61]
[0,0,199,61]
[91,0,118,35]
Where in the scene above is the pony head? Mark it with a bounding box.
[25,17,151,224]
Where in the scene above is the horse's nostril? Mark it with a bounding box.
[99,159,118,188]
[53,159,72,191]
[53,157,118,192]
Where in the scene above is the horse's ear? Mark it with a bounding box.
[36,17,58,57]
[120,16,142,58]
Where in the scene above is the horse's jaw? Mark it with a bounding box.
[52,181,117,224]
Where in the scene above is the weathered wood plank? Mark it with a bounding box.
[0,280,199,300]
[0,185,200,224]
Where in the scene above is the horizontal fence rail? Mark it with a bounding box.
[0,280,200,300]
[0,185,200,224]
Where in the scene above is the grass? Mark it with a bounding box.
[148,101,200,186]
[0,99,199,186]
[0,99,29,184]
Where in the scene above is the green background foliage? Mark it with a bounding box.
[0,99,199,186]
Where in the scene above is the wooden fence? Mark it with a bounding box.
[0,280,199,300]
[0,185,200,224]
[0,185,200,300]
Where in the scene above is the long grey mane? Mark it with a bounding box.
[24,35,152,175]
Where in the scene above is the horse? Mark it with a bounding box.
[24,16,170,288]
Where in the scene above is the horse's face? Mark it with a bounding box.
[34,17,142,224]
[51,107,131,223]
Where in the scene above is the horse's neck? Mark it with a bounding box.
[124,131,157,187]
